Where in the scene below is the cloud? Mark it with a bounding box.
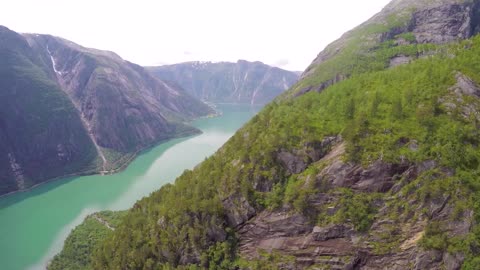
[151,60,170,67]
[273,59,290,68]
[183,51,193,55]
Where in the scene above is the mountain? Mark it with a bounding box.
[0,26,214,195]
[146,60,299,105]
[52,0,480,269]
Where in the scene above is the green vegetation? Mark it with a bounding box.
[318,189,381,232]
[48,211,126,270]
[52,6,480,267]
[287,11,415,97]
[236,250,295,270]
[396,32,417,42]
[85,34,480,268]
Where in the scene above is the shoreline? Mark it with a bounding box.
[0,102,233,200]
[0,128,203,200]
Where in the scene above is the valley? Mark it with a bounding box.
[49,0,480,269]
[147,60,299,105]
[0,104,260,270]
[0,27,215,195]
[2,0,480,268]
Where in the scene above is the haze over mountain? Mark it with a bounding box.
[50,0,480,269]
[147,61,299,105]
[0,1,393,71]
[0,26,214,195]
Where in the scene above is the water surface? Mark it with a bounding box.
[0,104,259,270]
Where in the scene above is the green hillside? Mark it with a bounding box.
[51,0,480,269]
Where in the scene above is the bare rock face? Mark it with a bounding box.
[299,0,480,97]
[450,72,480,97]
[147,60,299,105]
[237,133,474,269]
[440,72,480,122]
[414,250,444,269]
[25,35,213,154]
[277,151,308,175]
[312,224,353,241]
[389,55,413,67]
[277,136,341,175]
[443,252,465,270]
[238,211,352,258]
[318,143,412,192]
[412,3,474,44]
[0,26,98,195]
[0,26,214,195]
[222,193,256,228]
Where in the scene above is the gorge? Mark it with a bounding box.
[0,104,260,270]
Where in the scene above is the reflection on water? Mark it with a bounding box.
[0,104,260,270]
[108,131,232,211]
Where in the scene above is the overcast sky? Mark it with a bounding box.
[1,0,391,71]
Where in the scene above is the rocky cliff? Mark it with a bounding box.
[147,60,299,105]
[0,26,98,194]
[52,0,480,269]
[0,26,214,195]
[293,0,480,98]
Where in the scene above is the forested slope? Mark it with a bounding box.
[53,0,480,269]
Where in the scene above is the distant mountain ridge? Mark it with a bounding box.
[147,60,299,105]
[0,26,214,195]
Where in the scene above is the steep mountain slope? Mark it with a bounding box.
[0,26,98,195]
[147,60,299,104]
[52,0,480,269]
[0,27,214,195]
[291,0,480,98]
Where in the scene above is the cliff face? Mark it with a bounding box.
[0,27,214,195]
[25,35,214,153]
[53,0,480,269]
[147,60,299,105]
[0,26,98,194]
[295,0,480,97]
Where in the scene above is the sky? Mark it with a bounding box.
[0,0,392,71]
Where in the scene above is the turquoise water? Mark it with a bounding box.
[0,104,260,270]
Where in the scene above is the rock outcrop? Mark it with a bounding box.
[222,193,256,228]
[237,140,473,269]
[412,2,475,44]
[297,0,480,97]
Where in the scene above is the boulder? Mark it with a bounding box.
[222,193,256,228]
